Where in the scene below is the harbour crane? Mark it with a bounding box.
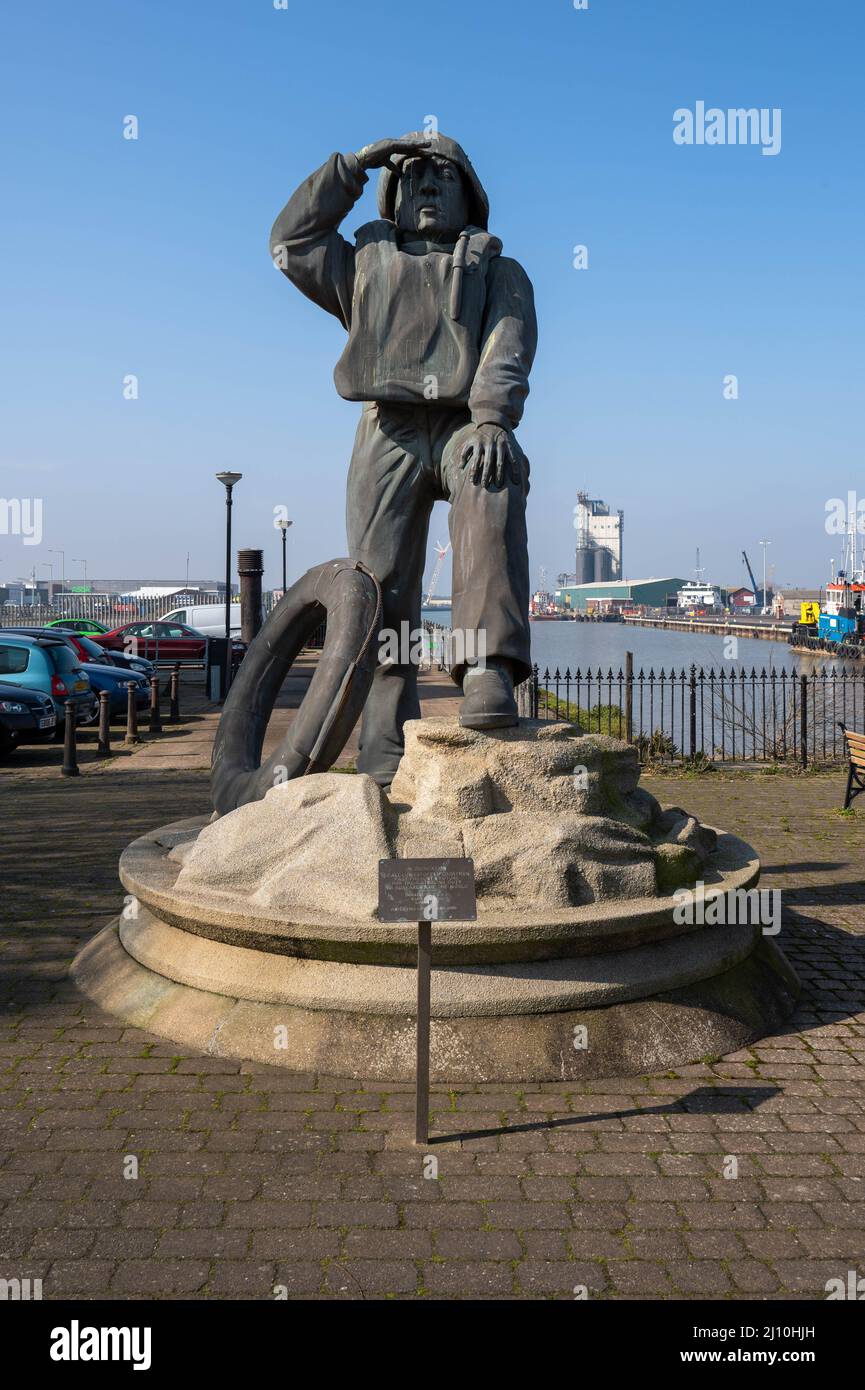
[423,541,451,608]
[741,550,760,603]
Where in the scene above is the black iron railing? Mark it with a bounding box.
[515,662,865,766]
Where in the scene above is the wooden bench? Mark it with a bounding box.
[838,723,865,808]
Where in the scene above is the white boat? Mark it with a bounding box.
[676,581,722,612]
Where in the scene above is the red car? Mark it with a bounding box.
[94,620,211,662]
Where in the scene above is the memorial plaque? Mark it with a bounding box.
[378,858,477,923]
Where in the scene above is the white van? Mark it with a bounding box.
[161,604,250,637]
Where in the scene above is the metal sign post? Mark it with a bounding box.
[378,858,477,1147]
[415,918,432,1146]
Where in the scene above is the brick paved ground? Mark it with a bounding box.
[1,764,863,1300]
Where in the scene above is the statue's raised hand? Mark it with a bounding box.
[355,137,432,172]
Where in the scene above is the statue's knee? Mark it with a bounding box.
[460,477,523,525]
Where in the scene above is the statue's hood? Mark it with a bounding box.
[377,133,489,231]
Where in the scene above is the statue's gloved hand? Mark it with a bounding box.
[355,136,432,172]
[460,423,528,490]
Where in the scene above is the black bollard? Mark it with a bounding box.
[61,700,79,777]
[97,690,112,756]
[238,548,264,646]
[125,682,140,745]
[149,675,162,735]
[169,664,180,722]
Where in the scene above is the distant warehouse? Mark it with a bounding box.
[555,578,688,612]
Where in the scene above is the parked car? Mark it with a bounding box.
[0,635,97,727]
[78,662,150,719]
[3,630,150,721]
[3,627,155,679]
[0,680,56,754]
[94,621,245,664]
[44,618,110,635]
[161,604,259,638]
[93,620,207,662]
[68,632,155,679]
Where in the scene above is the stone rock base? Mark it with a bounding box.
[70,718,801,1082]
[73,920,799,1083]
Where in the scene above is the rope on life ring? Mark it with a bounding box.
[211,559,381,815]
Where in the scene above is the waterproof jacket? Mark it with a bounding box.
[270,152,537,431]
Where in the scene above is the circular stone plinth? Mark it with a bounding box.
[117,906,762,1015]
[117,815,760,966]
[72,920,800,1083]
[71,753,800,1082]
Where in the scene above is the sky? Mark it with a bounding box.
[1,0,862,597]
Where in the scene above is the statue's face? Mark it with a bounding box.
[395,156,469,238]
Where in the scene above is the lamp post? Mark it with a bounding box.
[278,518,293,594]
[759,539,770,610]
[71,558,87,619]
[215,472,242,689]
[50,549,65,591]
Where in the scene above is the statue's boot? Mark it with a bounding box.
[459,659,518,729]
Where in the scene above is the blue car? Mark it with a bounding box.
[0,634,98,727]
[78,661,150,719]
[4,627,156,680]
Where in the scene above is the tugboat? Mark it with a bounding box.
[529,589,568,620]
[789,572,865,659]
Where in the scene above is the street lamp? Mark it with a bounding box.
[50,549,65,590]
[277,518,293,593]
[71,558,87,589]
[215,472,242,687]
[759,539,770,610]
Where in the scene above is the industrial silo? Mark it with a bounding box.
[573,491,624,581]
[593,548,612,582]
[574,547,595,585]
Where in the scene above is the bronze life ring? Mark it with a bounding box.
[211,559,381,815]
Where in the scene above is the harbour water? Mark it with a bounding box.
[421,610,848,675]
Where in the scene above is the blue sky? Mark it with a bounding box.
[1,0,862,595]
